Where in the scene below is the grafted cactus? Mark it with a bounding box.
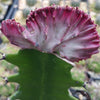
[0,6,100,100]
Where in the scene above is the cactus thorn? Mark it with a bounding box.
[2,77,8,85]
[0,52,5,60]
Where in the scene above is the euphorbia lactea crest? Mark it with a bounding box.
[1,6,100,62]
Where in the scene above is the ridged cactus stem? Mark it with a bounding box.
[5,49,83,100]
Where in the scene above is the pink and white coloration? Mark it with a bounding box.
[0,6,100,62]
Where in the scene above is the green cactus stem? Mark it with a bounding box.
[5,49,83,100]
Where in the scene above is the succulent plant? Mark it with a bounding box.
[96,14,100,26]
[49,0,60,5]
[71,0,80,7]
[23,8,31,18]
[95,0,100,11]
[26,0,37,6]
[0,6,100,100]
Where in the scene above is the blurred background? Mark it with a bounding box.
[0,0,100,100]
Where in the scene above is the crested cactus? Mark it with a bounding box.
[0,6,100,100]
[26,0,37,6]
